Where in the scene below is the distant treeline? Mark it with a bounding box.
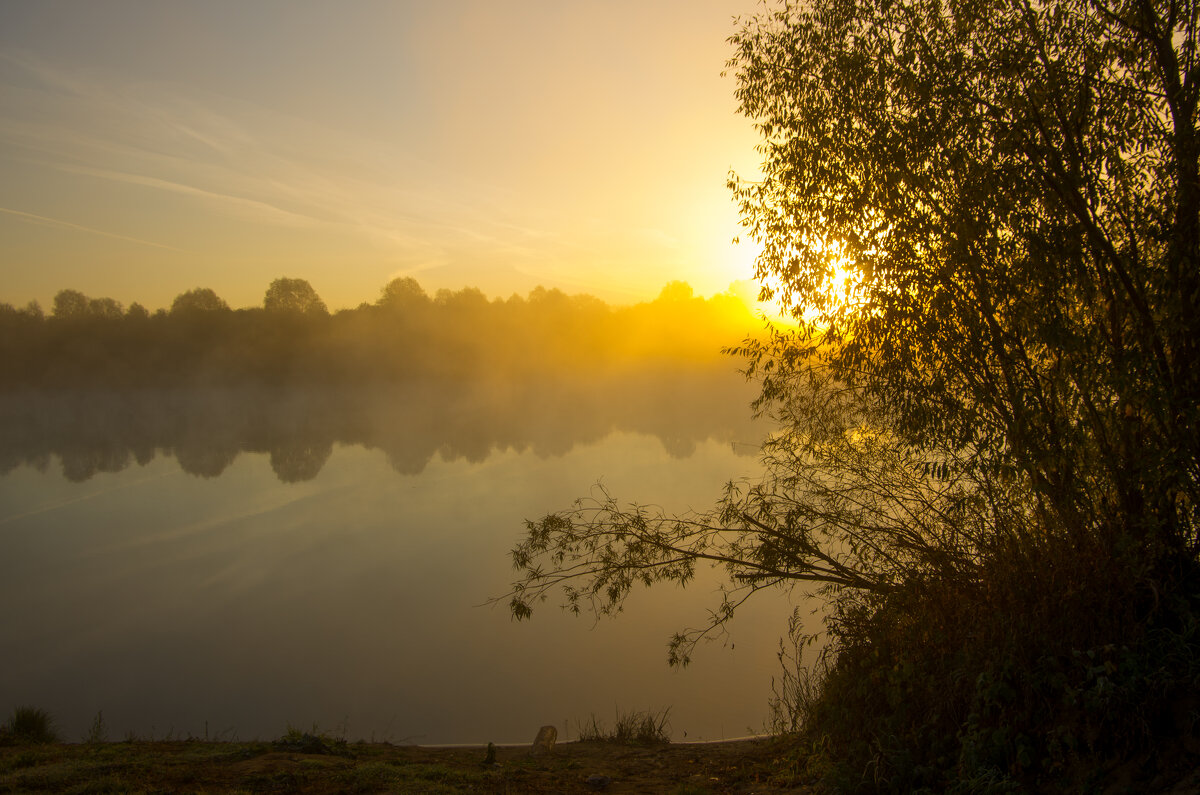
[0,278,760,388]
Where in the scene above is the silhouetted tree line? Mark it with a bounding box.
[0,373,760,483]
[0,277,759,389]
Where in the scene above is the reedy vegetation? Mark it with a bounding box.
[574,708,673,745]
[505,0,1200,789]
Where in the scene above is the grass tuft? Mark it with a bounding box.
[84,710,108,744]
[2,706,61,745]
[273,723,353,757]
[576,707,671,745]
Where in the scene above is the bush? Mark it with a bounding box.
[786,535,1200,792]
[3,706,61,745]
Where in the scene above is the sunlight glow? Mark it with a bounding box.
[0,2,761,313]
[792,237,865,325]
[711,226,796,327]
[725,235,864,328]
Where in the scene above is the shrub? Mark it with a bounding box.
[4,706,61,745]
[785,534,1200,792]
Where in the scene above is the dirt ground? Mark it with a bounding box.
[0,736,815,793]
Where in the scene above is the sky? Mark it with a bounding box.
[0,0,766,313]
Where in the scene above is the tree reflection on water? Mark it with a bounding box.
[0,369,761,483]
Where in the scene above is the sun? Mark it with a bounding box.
[689,198,863,327]
[814,249,862,312]
[718,234,864,327]
[783,238,865,324]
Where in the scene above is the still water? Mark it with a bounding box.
[0,370,798,744]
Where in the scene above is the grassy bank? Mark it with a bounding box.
[0,735,806,794]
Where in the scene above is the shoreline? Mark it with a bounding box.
[0,734,807,793]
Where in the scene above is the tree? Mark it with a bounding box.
[723,0,1199,553]
[502,0,1199,785]
[263,277,328,316]
[655,280,695,302]
[86,297,123,319]
[377,276,430,310]
[171,287,230,315]
[51,290,123,320]
[21,301,43,321]
[51,289,90,319]
[434,286,489,312]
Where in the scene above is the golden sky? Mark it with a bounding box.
[0,0,763,312]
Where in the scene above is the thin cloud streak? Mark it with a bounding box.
[0,206,193,253]
[1,51,560,271]
[0,3,763,308]
[56,164,319,228]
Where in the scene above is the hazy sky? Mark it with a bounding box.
[0,1,764,312]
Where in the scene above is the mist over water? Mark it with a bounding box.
[0,369,798,744]
[0,280,804,743]
[0,370,762,484]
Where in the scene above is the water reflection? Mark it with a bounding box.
[0,368,761,483]
[0,367,789,744]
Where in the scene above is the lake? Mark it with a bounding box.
[0,369,801,745]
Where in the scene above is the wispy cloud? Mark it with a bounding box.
[0,206,192,253]
[56,164,317,227]
[0,49,552,265]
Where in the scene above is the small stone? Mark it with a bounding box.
[586,774,613,790]
[531,724,558,755]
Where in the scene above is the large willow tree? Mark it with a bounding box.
[504,0,1198,784]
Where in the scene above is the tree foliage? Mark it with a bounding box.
[171,287,230,315]
[0,280,755,389]
[503,0,1200,786]
[51,289,127,320]
[726,0,1198,555]
[51,289,90,319]
[264,277,328,316]
[377,276,431,310]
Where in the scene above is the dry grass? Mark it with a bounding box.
[575,707,671,745]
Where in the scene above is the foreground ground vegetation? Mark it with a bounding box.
[504,0,1200,790]
[0,722,805,794]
